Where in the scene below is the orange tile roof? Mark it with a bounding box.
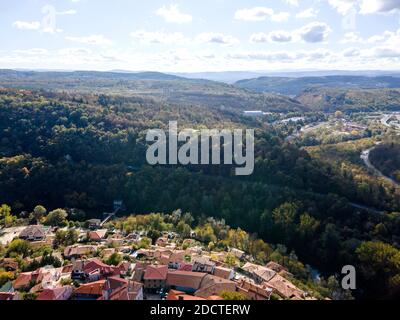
[167,270,207,290]
[13,272,34,289]
[195,275,236,299]
[36,286,73,301]
[167,290,206,301]
[143,265,168,281]
[265,274,305,299]
[74,280,106,296]
[105,276,128,291]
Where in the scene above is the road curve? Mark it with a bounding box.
[361,143,399,187]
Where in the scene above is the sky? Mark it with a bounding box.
[1,0,400,72]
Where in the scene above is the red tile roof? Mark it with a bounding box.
[13,272,34,289]
[105,276,128,291]
[167,290,206,301]
[36,286,73,301]
[83,259,114,274]
[143,265,168,281]
[74,280,106,296]
[167,270,207,290]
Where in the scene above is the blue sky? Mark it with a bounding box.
[1,0,400,72]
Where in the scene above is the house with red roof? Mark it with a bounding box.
[88,229,108,242]
[194,275,236,299]
[13,272,36,290]
[36,286,74,300]
[166,270,207,294]
[0,292,20,301]
[143,265,168,291]
[72,258,117,282]
[104,281,143,301]
[73,280,107,300]
[167,290,206,301]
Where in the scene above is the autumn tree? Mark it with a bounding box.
[44,209,68,227]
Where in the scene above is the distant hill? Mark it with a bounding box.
[0,69,308,113]
[0,69,185,81]
[235,75,400,96]
[296,87,400,112]
[174,70,400,84]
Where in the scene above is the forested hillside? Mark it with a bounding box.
[235,75,400,96]
[0,70,307,113]
[1,88,400,299]
[370,141,400,183]
[296,88,400,112]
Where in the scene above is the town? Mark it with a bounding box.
[0,204,327,301]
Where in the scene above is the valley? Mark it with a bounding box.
[1,70,400,300]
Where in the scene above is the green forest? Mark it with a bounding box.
[1,72,400,300]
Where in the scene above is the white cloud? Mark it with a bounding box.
[327,0,400,15]
[228,49,334,63]
[130,30,188,45]
[283,0,299,6]
[296,22,332,43]
[340,31,364,43]
[360,0,400,14]
[327,0,357,15]
[65,35,113,46]
[12,21,41,30]
[13,48,49,56]
[251,22,331,44]
[271,12,291,22]
[342,47,360,57]
[130,30,239,46]
[156,4,192,23]
[234,7,290,22]
[250,31,292,43]
[296,8,319,18]
[196,33,240,46]
[340,29,400,46]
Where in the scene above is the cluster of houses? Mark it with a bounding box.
[0,221,314,301]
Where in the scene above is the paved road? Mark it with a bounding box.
[349,202,384,215]
[380,113,400,130]
[361,143,399,187]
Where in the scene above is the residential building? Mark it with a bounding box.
[214,266,234,280]
[194,275,236,299]
[166,270,207,293]
[167,290,206,301]
[36,286,73,300]
[73,280,106,300]
[236,279,273,300]
[88,229,108,242]
[87,219,101,230]
[192,257,215,274]
[64,245,98,259]
[265,274,305,300]
[19,225,46,241]
[242,262,276,283]
[143,265,168,291]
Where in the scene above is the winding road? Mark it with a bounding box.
[360,113,400,188]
